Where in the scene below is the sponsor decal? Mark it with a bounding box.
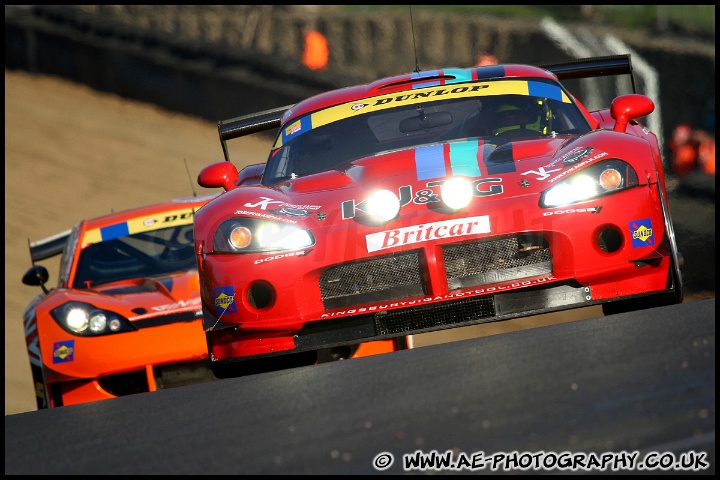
[546,147,593,168]
[53,340,74,364]
[547,151,608,183]
[273,80,572,150]
[286,120,302,136]
[244,197,321,211]
[630,218,654,247]
[342,179,502,220]
[366,215,491,253]
[233,209,297,224]
[519,179,530,188]
[542,206,602,216]
[270,207,312,218]
[321,275,558,318]
[521,166,562,181]
[151,298,202,312]
[213,286,237,315]
[351,103,368,111]
[254,250,311,265]
[562,147,593,165]
[82,209,196,245]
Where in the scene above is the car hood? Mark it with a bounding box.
[45,270,202,323]
[209,130,650,225]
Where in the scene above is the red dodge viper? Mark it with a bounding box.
[193,54,683,378]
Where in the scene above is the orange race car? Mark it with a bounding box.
[22,194,404,409]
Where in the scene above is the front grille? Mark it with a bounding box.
[319,250,426,309]
[375,295,495,335]
[443,236,552,289]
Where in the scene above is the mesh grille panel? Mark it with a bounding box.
[443,237,552,289]
[319,251,425,309]
[375,295,495,335]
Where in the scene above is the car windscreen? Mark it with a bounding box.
[72,224,196,288]
[262,82,591,185]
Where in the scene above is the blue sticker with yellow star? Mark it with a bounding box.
[53,340,75,364]
[629,218,654,248]
[213,286,237,315]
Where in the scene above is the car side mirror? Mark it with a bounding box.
[610,94,654,133]
[198,162,240,191]
[22,265,50,293]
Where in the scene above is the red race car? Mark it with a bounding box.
[194,54,683,378]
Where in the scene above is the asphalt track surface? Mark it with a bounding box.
[5,298,714,475]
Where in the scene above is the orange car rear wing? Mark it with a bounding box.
[28,229,71,262]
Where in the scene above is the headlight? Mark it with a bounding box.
[441,176,474,210]
[213,218,315,253]
[50,302,136,336]
[540,159,638,208]
[359,189,400,223]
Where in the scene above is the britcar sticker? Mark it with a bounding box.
[53,340,75,364]
[630,218,654,247]
[213,286,237,315]
[366,215,491,253]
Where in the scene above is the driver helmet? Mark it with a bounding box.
[492,99,549,136]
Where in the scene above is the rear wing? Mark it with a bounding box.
[28,229,71,262]
[218,104,291,162]
[539,54,636,92]
[216,54,635,162]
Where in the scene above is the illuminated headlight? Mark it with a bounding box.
[214,218,315,253]
[51,302,136,336]
[362,189,400,223]
[540,160,638,208]
[441,177,474,210]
